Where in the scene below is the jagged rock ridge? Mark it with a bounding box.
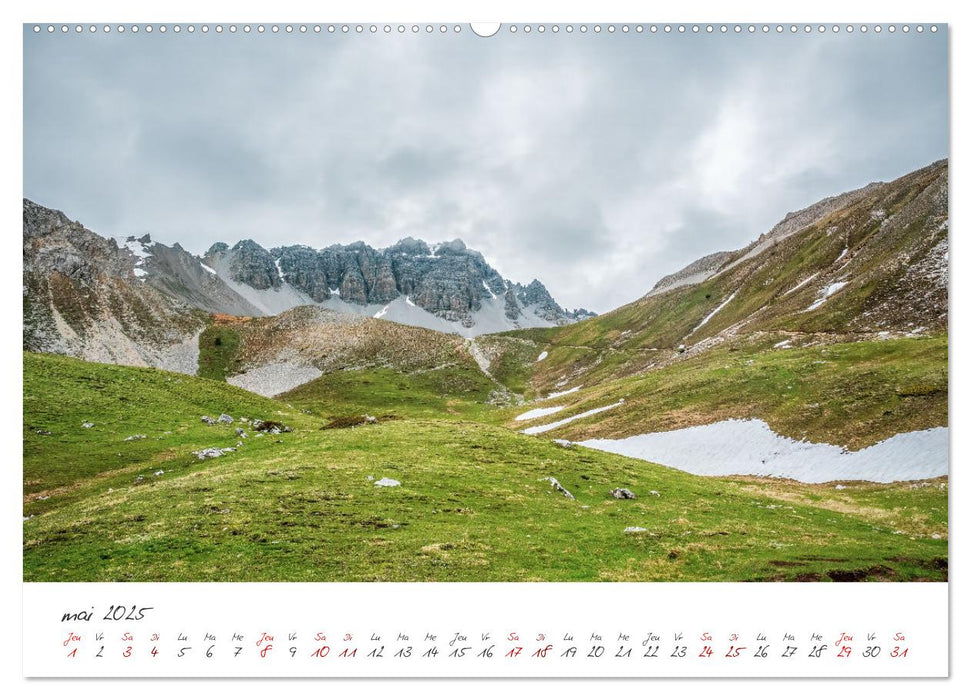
[22,197,595,376]
[202,236,594,334]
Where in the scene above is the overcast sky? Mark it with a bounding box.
[24,26,947,312]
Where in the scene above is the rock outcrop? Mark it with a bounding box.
[138,236,262,316]
[203,236,592,330]
[23,199,207,371]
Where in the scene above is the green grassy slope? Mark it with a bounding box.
[278,364,497,421]
[203,306,479,378]
[24,352,310,511]
[197,324,242,381]
[24,352,946,582]
[194,307,504,417]
[474,334,548,398]
[501,336,948,450]
[492,161,948,399]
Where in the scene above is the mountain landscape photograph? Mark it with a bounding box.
[23,24,948,583]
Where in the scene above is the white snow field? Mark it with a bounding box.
[522,400,626,435]
[515,406,565,422]
[546,386,581,399]
[227,362,323,397]
[579,419,948,483]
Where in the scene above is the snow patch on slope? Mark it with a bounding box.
[805,282,848,312]
[579,419,948,483]
[523,400,625,435]
[117,236,153,279]
[117,237,151,262]
[784,273,819,296]
[691,291,737,334]
[515,406,565,422]
[546,386,581,399]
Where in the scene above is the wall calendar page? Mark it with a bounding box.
[15,2,955,690]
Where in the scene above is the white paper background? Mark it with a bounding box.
[23,582,948,677]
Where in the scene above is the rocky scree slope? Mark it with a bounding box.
[132,234,263,316]
[201,305,492,397]
[23,200,208,372]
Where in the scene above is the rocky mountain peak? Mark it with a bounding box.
[201,233,591,333]
[227,239,281,291]
[204,242,229,259]
[434,239,468,255]
[23,198,74,240]
[520,279,553,300]
[510,279,569,322]
[387,237,431,256]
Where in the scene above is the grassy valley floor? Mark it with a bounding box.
[23,352,947,582]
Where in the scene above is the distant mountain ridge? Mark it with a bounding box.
[201,236,594,335]
[120,233,263,317]
[23,159,947,386]
[22,199,593,371]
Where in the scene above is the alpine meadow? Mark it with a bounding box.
[24,159,948,583]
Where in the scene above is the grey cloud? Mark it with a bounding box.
[24,27,947,312]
